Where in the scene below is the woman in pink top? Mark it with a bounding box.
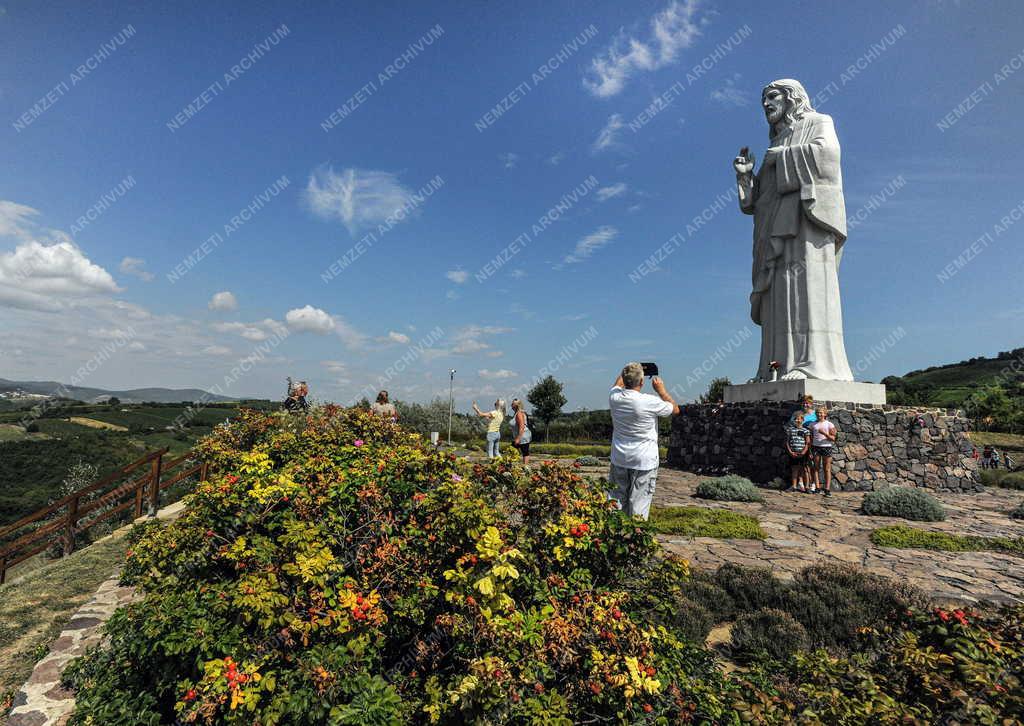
[810,406,837,497]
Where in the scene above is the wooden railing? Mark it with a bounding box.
[0,448,209,584]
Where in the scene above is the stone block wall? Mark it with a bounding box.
[667,401,982,492]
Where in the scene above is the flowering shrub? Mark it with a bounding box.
[63,406,738,724]
[736,604,1024,724]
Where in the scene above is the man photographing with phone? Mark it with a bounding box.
[608,361,680,520]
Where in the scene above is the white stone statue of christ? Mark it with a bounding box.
[734,78,854,383]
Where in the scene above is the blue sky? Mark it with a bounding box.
[0,0,1021,409]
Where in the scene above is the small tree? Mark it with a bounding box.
[700,377,731,404]
[527,375,567,441]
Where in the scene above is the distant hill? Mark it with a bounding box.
[0,378,240,404]
[882,347,1024,408]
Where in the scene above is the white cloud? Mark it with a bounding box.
[499,152,519,169]
[387,330,410,344]
[321,360,347,375]
[583,0,702,98]
[285,305,335,334]
[0,240,120,312]
[710,74,750,107]
[448,325,512,357]
[445,289,460,300]
[304,166,414,234]
[126,341,146,352]
[478,368,517,379]
[509,269,526,279]
[285,305,366,349]
[592,114,624,153]
[561,313,590,321]
[202,345,232,356]
[560,226,618,266]
[596,183,628,201]
[119,256,154,282]
[446,269,469,284]
[208,291,238,311]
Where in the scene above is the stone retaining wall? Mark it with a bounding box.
[668,401,981,492]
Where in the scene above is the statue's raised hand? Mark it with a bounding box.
[733,147,755,176]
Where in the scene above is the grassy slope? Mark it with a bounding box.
[0,531,129,714]
[885,355,1019,408]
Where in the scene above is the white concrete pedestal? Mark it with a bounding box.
[724,380,886,405]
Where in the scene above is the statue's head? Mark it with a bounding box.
[762,79,814,132]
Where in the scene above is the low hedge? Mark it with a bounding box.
[1012,502,1024,520]
[649,506,765,540]
[871,524,1024,555]
[694,475,764,503]
[861,486,946,522]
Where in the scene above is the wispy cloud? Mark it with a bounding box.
[304,166,414,234]
[499,152,519,169]
[710,74,750,107]
[119,256,154,282]
[547,150,567,166]
[478,368,517,379]
[593,113,624,153]
[596,183,628,201]
[583,0,702,98]
[559,226,618,267]
[446,269,469,284]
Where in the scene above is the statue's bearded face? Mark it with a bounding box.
[762,87,788,125]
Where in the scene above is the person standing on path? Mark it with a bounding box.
[510,398,532,466]
[810,405,837,496]
[473,399,505,459]
[785,412,812,492]
[608,362,680,520]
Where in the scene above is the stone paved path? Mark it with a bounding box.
[652,468,1024,605]
[4,501,186,726]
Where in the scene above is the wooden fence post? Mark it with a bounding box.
[148,454,163,517]
[64,494,79,556]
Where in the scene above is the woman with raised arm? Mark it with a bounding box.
[473,399,505,458]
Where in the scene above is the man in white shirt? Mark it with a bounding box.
[608,362,680,519]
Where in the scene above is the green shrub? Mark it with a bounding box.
[730,608,809,662]
[649,506,765,539]
[574,455,601,467]
[713,564,785,612]
[784,562,927,651]
[1011,501,1024,520]
[1003,472,1024,490]
[667,597,715,644]
[861,486,946,521]
[694,475,765,503]
[679,572,736,623]
[871,524,1024,555]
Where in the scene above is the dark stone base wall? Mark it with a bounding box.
[668,402,982,492]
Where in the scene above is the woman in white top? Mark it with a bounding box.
[473,399,505,458]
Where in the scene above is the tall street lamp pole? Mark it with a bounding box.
[447,369,456,445]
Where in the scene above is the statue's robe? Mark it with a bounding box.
[740,111,854,382]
